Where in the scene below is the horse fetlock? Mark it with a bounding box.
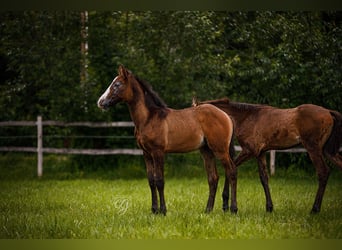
[230,206,238,214]
[266,205,273,212]
[222,205,229,212]
[205,207,213,213]
[311,205,321,214]
[151,206,159,214]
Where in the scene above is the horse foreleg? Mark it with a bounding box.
[325,152,342,171]
[200,147,218,213]
[234,148,254,167]
[152,151,167,215]
[257,153,273,212]
[307,149,330,213]
[143,152,158,214]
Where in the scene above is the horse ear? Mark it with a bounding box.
[118,65,129,79]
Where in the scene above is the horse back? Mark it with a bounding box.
[163,104,234,153]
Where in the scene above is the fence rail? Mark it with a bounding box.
[0,146,142,155]
[0,116,139,177]
[0,120,134,127]
[0,116,340,177]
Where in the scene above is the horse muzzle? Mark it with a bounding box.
[97,97,120,110]
[97,98,110,110]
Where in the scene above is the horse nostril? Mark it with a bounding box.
[97,99,104,108]
[98,98,111,110]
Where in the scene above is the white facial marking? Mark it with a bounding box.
[97,76,118,108]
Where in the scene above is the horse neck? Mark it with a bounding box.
[219,102,257,126]
[126,85,150,128]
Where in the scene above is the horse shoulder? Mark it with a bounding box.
[135,114,169,151]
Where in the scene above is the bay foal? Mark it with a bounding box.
[98,66,237,215]
[193,97,342,213]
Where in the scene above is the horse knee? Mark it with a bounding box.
[317,170,330,184]
[155,178,164,190]
[316,161,330,180]
[147,177,155,188]
[207,175,219,193]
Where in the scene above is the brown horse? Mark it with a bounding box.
[193,97,342,213]
[97,66,237,215]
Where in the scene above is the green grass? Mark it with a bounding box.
[1,177,341,239]
[0,153,341,239]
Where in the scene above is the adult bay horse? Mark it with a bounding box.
[193,97,342,213]
[97,66,237,215]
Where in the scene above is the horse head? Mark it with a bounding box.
[97,65,133,109]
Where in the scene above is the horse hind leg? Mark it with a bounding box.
[221,154,238,213]
[213,149,237,214]
[257,153,273,212]
[222,176,229,212]
[306,148,330,213]
[200,146,219,213]
[324,110,342,171]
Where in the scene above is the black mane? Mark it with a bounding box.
[134,76,168,110]
[229,101,266,112]
[201,97,267,113]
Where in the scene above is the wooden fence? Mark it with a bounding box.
[0,116,340,177]
[0,116,140,177]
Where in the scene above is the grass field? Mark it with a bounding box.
[0,153,341,239]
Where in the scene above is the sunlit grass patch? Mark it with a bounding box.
[0,175,341,239]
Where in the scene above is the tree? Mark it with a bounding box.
[0,11,81,121]
[1,11,341,122]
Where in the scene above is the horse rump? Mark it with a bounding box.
[324,110,342,156]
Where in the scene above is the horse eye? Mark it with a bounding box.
[114,82,121,88]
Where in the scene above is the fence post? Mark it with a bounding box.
[270,150,275,176]
[37,116,43,177]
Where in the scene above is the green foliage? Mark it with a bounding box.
[0,11,82,121]
[1,11,342,169]
[2,11,341,121]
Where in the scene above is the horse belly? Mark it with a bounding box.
[256,113,301,150]
[165,123,205,153]
[267,129,301,149]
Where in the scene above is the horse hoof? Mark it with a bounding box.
[266,206,273,213]
[310,204,321,214]
[205,208,213,214]
[311,208,320,214]
[230,207,238,214]
[151,207,159,214]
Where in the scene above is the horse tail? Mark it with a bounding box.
[324,110,342,156]
[229,127,236,160]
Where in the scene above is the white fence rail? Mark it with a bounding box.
[0,116,340,177]
[0,116,140,177]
